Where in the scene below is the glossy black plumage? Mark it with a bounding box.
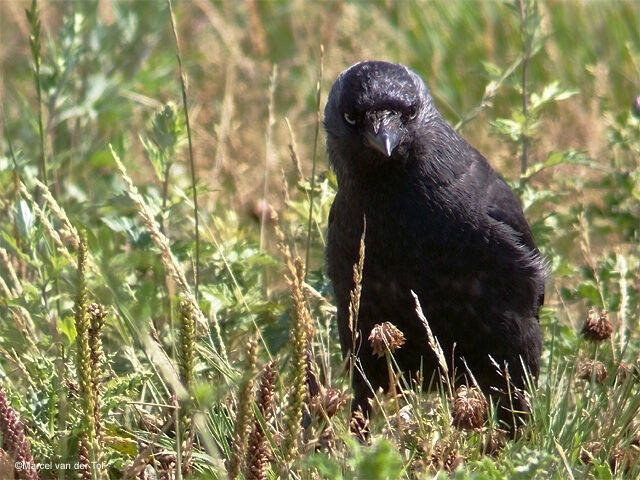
[324,61,545,428]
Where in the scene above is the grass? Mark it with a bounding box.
[1,0,640,478]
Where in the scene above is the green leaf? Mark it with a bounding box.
[58,315,77,345]
[14,199,35,237]
[355,439,404,480]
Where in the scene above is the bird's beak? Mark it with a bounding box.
[364,115,400,157]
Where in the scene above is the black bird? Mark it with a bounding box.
[324,61,545,430]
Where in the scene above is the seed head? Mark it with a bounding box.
[577,359,608,384]
[609,448,633,474]
[350,407,368,443]
[484,429,507,456]
[311,388,346,419]
[368,322,405,358]
[617,361,632,383]
[451,385,487,430]
[579,441,602,464]
[581,308,613,342]
[430,441,464,473]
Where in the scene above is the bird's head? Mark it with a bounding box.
[324,61,437,174]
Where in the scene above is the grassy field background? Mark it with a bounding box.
[1,1,640,478]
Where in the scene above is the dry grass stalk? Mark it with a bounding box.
[123,415,176,480]
[32,177,80,249]
[18,182,76,266]
[259,65,277,252]
[18,181,98,274]
[0,276,12,299]
[275,226,312,466]
[412,291,454,398]
[348,219,366,343]
[110,146,230,361]
[0,248,21,296]
[616,253,628,350]
[285,118,304,181]
[167,0,200,302]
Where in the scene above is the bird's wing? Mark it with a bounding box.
[478,155,545,311]
[484,173,538,254]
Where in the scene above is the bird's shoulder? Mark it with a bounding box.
[458,147,538,253]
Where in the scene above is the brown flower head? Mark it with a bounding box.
[368,322,405,358]
[581,308,613,342]
[609,448,633,474]
[451,385,488,430]
[430,441,464,473]
[311,388,346,419]
[579,441,602,464]
[350,407,369,443]
[617,361,632,383]
[485,429,508,456]
[577,360,608,384]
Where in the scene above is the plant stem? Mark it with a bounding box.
[305,45,324,276]
[260,65,277,252]
[27,0,47,186]
[518,0,530,180]
[168,0,199,301]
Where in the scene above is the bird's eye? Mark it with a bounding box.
[344,113,356,125]
[408,109,418,120]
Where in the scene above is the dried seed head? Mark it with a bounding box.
[350,407,369,443]
[581,308,613,342]
[577,360,608,384]
[78,439,92,480]
[87,302,107,323]
[617,361,632,383]
[609,448,633,474]
[579,441,602,464]
[485,429,508,456]
[317,427,335,453]
[0,449,13,479]
[0,387,38,480]
[430,441,464,473]
[368,322,405,358]
[451,385,488,430]
[311,388,346,418]
[244,362,276,480]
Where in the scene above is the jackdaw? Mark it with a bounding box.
[324,61,545,430]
